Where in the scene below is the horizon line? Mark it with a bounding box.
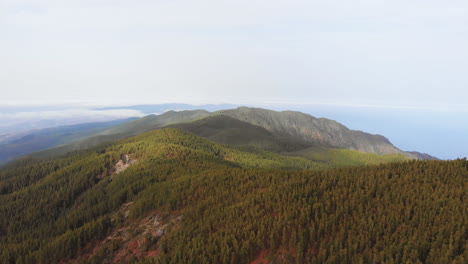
[1,100,467,112]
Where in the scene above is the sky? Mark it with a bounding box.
[0,0,467,159]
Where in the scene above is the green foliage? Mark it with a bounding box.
[144,159,467,264]
[0,128,465,264]
[289,147,409,167]
[169,115,313,153]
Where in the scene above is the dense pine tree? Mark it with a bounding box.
[0,129,466,263]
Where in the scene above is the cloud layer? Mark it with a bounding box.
[1,0,467,108]
[0,108,143,121]
[0,108,144,133]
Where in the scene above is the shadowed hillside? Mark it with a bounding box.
[169,114,410,167]
[169,115,317,152]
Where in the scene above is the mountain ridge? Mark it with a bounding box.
[216,107,422,159]
[1,106,438,165]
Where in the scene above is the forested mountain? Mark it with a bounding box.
[168,115,316,153]
[0,118,135,165]
[218,107,425,158]
[0,128,465,263]
[96,110,210,137]
[169,115,410,166]
[4,107,436,167]
[20,110,211,161]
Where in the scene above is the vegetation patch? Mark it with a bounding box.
[0,129,465,263]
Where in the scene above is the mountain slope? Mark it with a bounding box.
[218,107,420,158]
[168,115,316,153]
[169,115,410,167]
[0,128,465,263]
[22,110,211,161]
[97,109,210,137]
[407,151,439,160]
[0,118,135,164]
[286,147,409,167]
[8,107,437,165]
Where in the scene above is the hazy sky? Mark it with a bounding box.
[1,1,467,159]
[1,0,468,109]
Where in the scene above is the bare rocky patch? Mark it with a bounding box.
[114,154,137,175]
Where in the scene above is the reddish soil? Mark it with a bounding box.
[250,250,269,264]
[309,247,317,255]
[147,249,160,257]
[64,208,181,263]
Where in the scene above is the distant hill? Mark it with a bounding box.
[23,110,211,161]
[217,107,429,159]
[169,114,411,166]
[97,109,210,137]
[169,115,316,153]
[6,106,438,165]
[0,118,135,164]
[93,103,237,114]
